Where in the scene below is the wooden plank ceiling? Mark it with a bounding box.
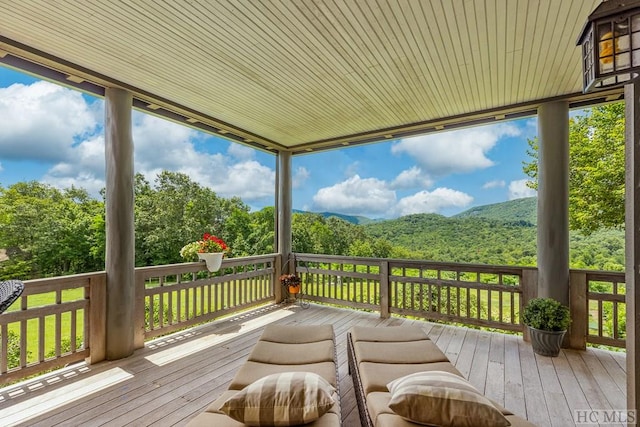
[0,0,613,154]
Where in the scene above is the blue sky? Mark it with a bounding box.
[0,65,539,218]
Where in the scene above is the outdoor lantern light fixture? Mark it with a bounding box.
[577,0,640,92]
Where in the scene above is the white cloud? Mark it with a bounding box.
[132,113,201,171]
[132,116,274,201]
[312,175,396,215]
[311,175,472,217]
[482,180,505,189]
[42,171,106,197]
[293,166,310,189]
[0,81,278,203]
[227,143,255,160]
[508,179,537,200]
[393,188,473,216]
[41,135,107,195]
[214,160,275,200]
[391,123,520,176]
[391,166,434,189]
[0,81,98,161]
[525,117,537,131]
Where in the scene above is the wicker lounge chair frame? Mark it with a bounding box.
[0,280,24,314]
[347,331,374,427]
[347,328,536,427]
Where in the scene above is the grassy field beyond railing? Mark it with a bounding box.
[583,269,626,348]
[0,272,104,385]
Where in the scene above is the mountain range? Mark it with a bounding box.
[303,197,537,225]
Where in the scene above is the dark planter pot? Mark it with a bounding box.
[528,326,566,357]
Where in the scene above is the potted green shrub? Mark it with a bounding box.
[522,297,570,357]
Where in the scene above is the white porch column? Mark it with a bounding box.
[104,88,135,360]
[537,101,570,305]
[625,81,640,415]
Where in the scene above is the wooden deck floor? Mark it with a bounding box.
[0,303,628,427]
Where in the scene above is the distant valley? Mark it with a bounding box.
[302,197,624,271]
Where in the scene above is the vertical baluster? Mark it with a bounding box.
[1,323,8,373]
[598,299,604,338]
[71,309,77,352]
[613,280,619,340]
[39,315,45,361]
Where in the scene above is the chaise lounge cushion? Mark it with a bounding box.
[259,324,334,344]
[353,340,450,364]
[187,324,340,427]
[386,371,510,427]
[229,361,338,391]
[249,340,335,365]
[348,326,536,427]
[219,371,336,426]
[358,361,462,394]
[350,326,430,343]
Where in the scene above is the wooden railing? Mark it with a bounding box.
[135,254,277,342]
[387,260,534,332]
[293,254,536,333]
[572,269,626,348]
[0,253,626,385]
[0,272,106,385]
[293,253,626,349]
[0,255,277,385]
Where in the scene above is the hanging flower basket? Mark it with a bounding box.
[197,252,224,272]
[180,233,229,272]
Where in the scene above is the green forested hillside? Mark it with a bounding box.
[293,210,378,225]
[454,197,537,225]
[364,198,624,271]
[365,214,538,265]
[0,177,624,281]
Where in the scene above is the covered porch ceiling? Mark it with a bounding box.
[0,0,616,154]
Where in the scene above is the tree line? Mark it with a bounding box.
[0,171,393,280]
[0,173,625,282]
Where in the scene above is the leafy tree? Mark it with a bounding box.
[292,213,321,253]
[133,171,250,265]
[0,182,102,277]
[245,207,275,254]
[523,103,625,234]
[349,238,394,258]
